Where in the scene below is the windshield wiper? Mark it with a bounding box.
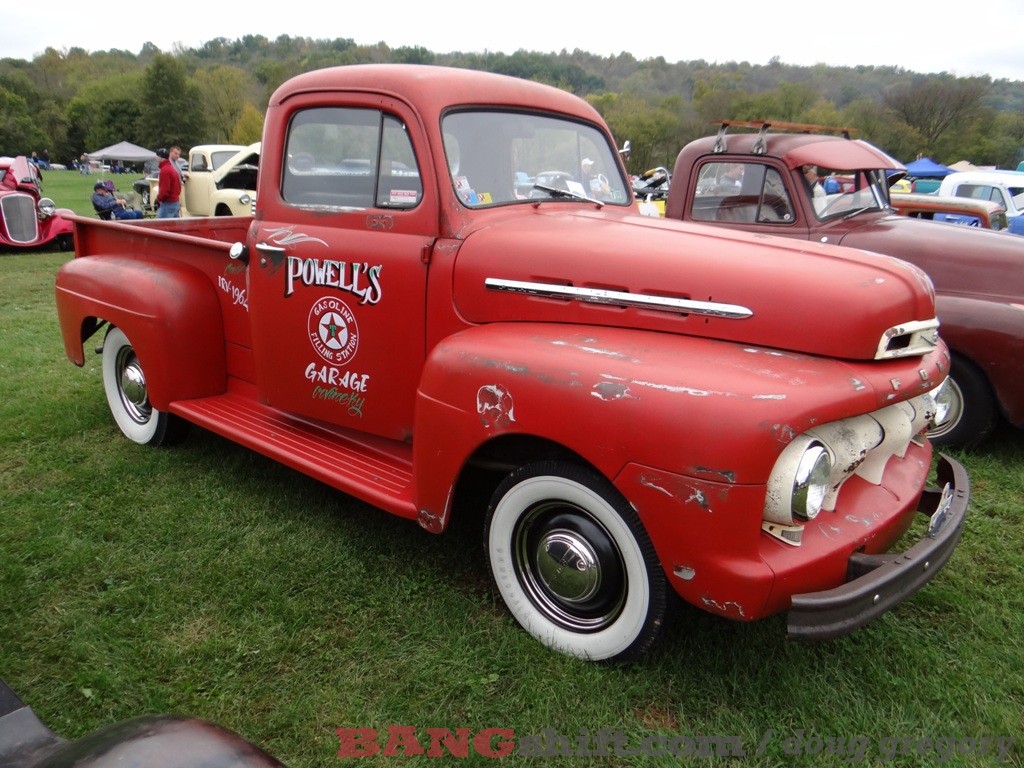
[532,183,604,207]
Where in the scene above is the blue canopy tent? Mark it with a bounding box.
[903,157,954,178]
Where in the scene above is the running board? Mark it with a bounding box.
[170,390,416,519]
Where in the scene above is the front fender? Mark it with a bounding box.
[55,255,226,409]
[935,293,1024,426]
[412,322,947,530]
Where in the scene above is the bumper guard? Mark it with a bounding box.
[788,453,969,640]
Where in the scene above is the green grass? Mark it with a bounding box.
[39,168,147,217]
[1,250,1023,767]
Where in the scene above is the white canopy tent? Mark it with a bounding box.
[87,141,157,163]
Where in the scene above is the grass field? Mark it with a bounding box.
[37,167,146,217]
[1,218,1023,765]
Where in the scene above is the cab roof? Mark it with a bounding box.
[676,126,905,174]
[269,64,604,124]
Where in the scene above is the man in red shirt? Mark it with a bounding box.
[156,146,185,218]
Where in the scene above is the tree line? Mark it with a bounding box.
[2,36,1022,174]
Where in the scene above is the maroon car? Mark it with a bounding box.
[665,121,1024,447]
[0,155,74,251]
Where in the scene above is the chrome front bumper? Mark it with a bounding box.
[787,454,969,640]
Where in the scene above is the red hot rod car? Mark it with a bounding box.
[0,155,74,251]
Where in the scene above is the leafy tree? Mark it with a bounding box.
[194,65,257,142]
[0,85,47,153]
[840,97,923,162]
[230,103,264,145]
[139,53,205,149]
[392,46,435,65]
[65,73,146,155]
[884,76,990,153]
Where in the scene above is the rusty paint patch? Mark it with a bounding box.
[550,339,635,361]
[818,523,843,540]
[417,509,444,533]
[477,384,516,428]
[770,423,797,443]
[685,487,710,510]
[591,381,632,401]
[691,467,737,484]
[638,474,673,497]
[700,596,746,618]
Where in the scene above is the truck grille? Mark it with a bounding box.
[0,194,39,244]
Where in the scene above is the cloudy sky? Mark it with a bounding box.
[5,1,1024,82]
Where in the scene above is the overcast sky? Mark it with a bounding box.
[5,1,1024,82]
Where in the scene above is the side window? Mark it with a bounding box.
[692,162,794,223]
[376,115,422,208]
[282,107,421,210]
[958,184,997,204]
[191,155,208,172]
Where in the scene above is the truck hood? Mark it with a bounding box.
[451,209,938,361]
[833,214,1024,301]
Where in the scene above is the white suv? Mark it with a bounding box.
[937,170,1024,235]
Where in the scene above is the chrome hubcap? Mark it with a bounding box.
[513,503,626,632]
[536,531,601,604]
[116,348,152,425]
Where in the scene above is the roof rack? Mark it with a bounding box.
[711,120,856,155]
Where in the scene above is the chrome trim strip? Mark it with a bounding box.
[485,278,754,319]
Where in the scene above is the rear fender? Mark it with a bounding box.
[55,255,226,409]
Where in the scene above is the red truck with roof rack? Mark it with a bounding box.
[55,66,968,661]
[665,119,1024,448]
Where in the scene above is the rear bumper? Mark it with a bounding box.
[788,454,969,640]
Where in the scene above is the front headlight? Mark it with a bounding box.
[765,436,833,529]
[238,193,251,205]
[930,378,954,431]
[38,197,56,217]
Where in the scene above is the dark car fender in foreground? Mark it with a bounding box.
[0,679,286,768]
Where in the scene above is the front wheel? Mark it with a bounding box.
[484,461,667,662]
[102,326,188,446]
[928,355,997,448]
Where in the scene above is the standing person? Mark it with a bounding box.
[155,146,184,218]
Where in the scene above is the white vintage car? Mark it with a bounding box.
[183,143,259,216]
[132,144,259,217]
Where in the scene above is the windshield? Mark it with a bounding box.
[810,167,889,220]
[441,110,629,207]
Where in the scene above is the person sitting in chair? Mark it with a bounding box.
[92,182,144,220]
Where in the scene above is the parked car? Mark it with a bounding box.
[664,120,1024,447]
[0,155,74,251]
[937,170,1024,235]
[182,142,259,216]
[890,192,1008,230]
[134,145,245,214]
[54,66,969,660]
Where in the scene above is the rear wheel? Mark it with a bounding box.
[484,461,667,662]
[101,326,188,446]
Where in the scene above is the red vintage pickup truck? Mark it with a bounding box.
[665,121,1024,448]
[55,66,968,661]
